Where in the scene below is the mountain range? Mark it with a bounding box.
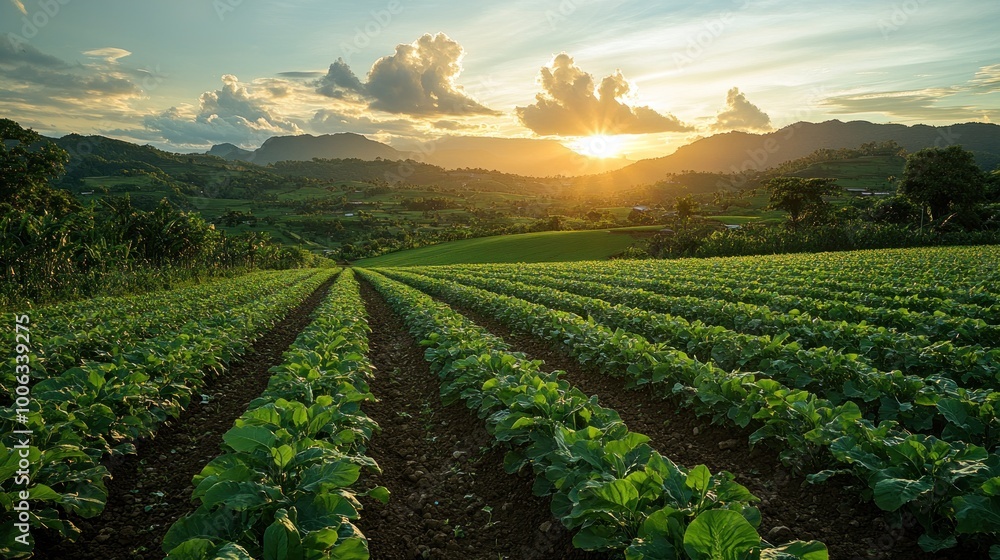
[205,121,1000,183]
[206,133,631,176]
[601,120,1000,186]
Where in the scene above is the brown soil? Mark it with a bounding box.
[355,279,607,560]
[445,304,983,560]
[33,277,335,560]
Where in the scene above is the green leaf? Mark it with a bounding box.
[299,461,360,492]
[329,537,369,560]
[202,481,273,511]
[573,524,623,550]
[272,445,296,469]
[982,477,1000,497]
[367,486,390,504]
[27,484,61,502]
[872,477,933,511]
[166,539,254,560]
[917,534,957,553]
[683,509,761,560]
[223,425,276,453]
[263,511,303,560]
[685,465,712,496]
[510,417,536,429]
[760,540,829,560]
[954,495,1000,534]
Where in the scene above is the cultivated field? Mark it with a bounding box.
[3,245,999,559]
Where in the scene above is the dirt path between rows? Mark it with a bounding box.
[355,280,606,560]
[444,303,976,560]
[34,277,335,560]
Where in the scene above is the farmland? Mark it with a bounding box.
[3,245,1000,559]
[353,230,641,267]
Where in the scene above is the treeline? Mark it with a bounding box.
[0,120,328,307]
[627,145,1000,260]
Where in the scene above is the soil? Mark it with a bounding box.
[445,304,984,560]
[355,279,607,560]
[33,276,335,560]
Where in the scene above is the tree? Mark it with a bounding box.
[898,145,986,221]
[986,169,1000,203]
[0,118,77,215]
[675,195,698,221]
[765,177,838,226]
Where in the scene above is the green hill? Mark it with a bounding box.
[355,229,641,267]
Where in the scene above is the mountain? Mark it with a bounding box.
[602,120,1000,187]
[206,143,253,161]
[417,136,631,177]
[210,133,405,166]
[208,133,629,176]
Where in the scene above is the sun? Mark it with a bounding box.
[569,135,624,159]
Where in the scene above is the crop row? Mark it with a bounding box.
[510,246,1000,310]
[1,269,325,387]
[412,267,1000,446]
[162,269,383,560]
[444,262,998,346]
[381,268,1000,554]
[0,269,336,557]
[429,265,1000,388]
[359,268,828,559]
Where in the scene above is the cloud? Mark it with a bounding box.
[277,70,326,79]
[515,53,691,136]
[314,33,498,116]
[0,37,67,68]
[970,64,1000,93]
[819,88,984,120]
[0,39,142,103]
[315,58,365,99]
[711,87,772,131]
[83,47,132,64]
[309,108,419,137]
[139,75,302,147]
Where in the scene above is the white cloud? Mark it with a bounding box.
[711,87,772,131]
[314,33,498,116]
[139,75,302,147]
[82,48,132,64]
[515,53,691,136]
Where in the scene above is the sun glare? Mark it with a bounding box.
[570,135,624,159]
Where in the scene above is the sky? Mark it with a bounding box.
[1,0,998,160]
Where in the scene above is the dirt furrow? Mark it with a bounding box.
[443,302,972,560]
[34,276,335,560]
[356,279,605,560]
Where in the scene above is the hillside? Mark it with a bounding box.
[247,133,404,165]
[207,133,629,177]
[592,120,1000,187]
[418,136,630,177]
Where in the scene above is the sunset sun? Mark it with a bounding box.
[570,135,625,159]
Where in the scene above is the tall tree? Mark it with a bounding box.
[765,176,838,226]
[0,119,77,215]
[898,145,986,221]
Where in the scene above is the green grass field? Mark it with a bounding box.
[355,229,639,267]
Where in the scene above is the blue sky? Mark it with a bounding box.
[1,0,997,158]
